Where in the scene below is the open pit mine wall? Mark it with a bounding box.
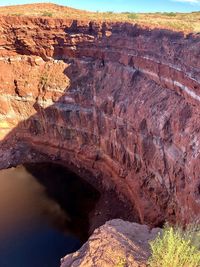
[0,16,200,226]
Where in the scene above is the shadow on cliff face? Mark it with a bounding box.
[1,18,200,233]
[0,25,139,237]
[24,162,100,241]
[3,18,200,266]
[0,57,138,230]
[0,30,171,231]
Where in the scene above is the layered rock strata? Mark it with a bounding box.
[0,16,200,225]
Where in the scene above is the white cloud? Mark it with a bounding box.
[172,0,200,4]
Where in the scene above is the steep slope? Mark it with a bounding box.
[0,15,200,227]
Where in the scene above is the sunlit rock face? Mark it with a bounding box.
[61,219,161,267]
[0,16,200,226]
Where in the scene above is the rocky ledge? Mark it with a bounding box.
[61,219,161,267]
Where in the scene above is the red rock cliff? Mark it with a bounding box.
[0,16,200,226]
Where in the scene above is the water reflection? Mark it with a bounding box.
[0,164,98,267]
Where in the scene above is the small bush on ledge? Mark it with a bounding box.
[148,224,200,267]
[41,11,53,17]
[127,13,138,20]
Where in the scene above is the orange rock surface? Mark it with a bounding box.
[61,219,161,267]
[0,14,200,227]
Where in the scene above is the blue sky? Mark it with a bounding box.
[1,0,200,13]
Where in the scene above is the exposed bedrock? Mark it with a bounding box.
[61,219,161,267]
[0,16,200,226]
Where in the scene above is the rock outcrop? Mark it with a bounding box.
[61,219,161,267]
[0,16,200,226]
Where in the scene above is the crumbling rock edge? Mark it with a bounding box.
[61,219,161,267]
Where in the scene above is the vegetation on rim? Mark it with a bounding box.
[1,3,200,33]
[148,224,200,267]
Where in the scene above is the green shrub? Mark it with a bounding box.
[148,225,200,267]
[11,13,22,16]
[121,12,131,15]
[127,13,138,20]
[163,12,176,17]
[106,11,114,14]
[41,11,53,17]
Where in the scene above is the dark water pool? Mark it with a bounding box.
[0,164,99,267]
[0,225,80,267]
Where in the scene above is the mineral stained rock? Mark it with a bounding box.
[61,219,161,267]
[0,16,200,226]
